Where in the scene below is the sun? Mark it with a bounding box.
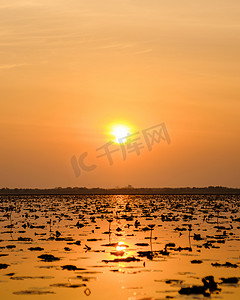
[110,124,132,144]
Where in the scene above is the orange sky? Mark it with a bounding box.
[0,0,239,188]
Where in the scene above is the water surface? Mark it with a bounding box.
[0,194,239,300]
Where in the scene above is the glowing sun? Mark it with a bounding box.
[110,124,132,144]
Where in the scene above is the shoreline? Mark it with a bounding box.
[1,186,240,196]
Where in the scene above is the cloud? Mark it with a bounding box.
[134,48,153,55]
[0,63,29,70]
[0,1,46,9]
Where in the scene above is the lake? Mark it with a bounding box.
[0,194,239,299]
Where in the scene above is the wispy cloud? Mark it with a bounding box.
[94,42,135,50]
[0,1,46,9]
[0,63,29,70]
[134,48,153,55]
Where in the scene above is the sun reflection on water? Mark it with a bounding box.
[116,241,127,252]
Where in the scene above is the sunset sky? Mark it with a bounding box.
[0,0,239,188]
